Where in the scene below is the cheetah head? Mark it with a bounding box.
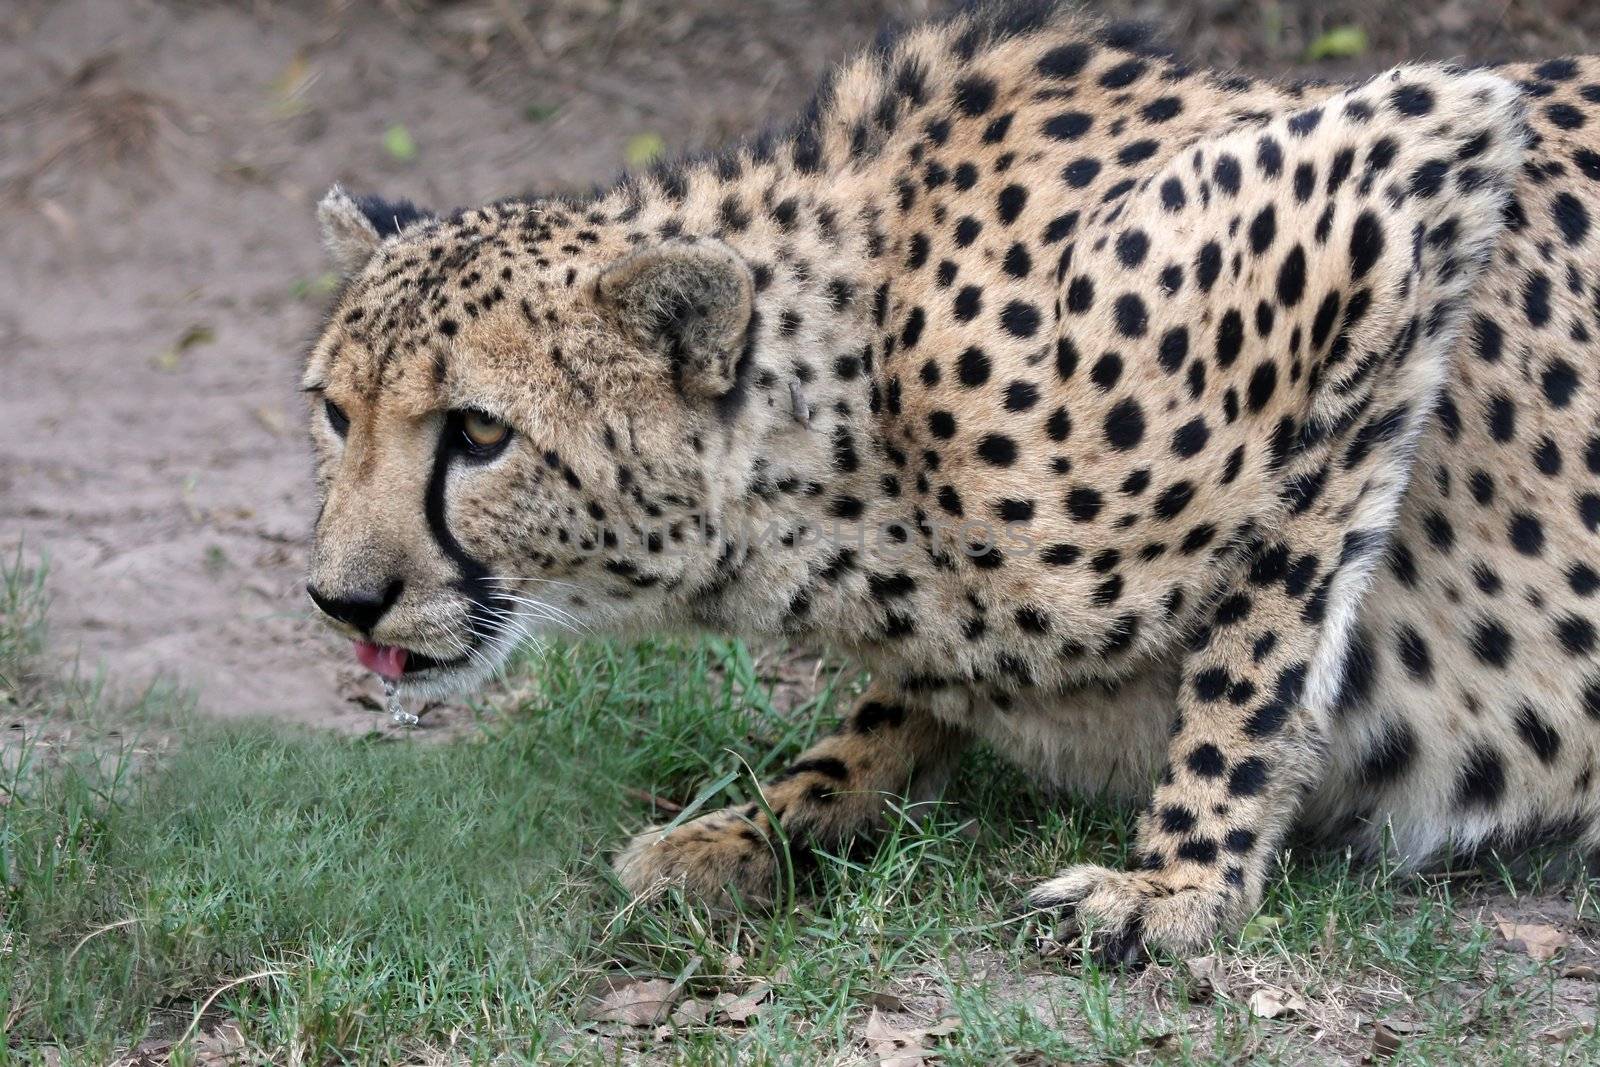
[302,188,759,698]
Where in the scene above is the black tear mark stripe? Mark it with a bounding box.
[425,421,496,646]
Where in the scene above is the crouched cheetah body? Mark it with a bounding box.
[302,1,1600,961]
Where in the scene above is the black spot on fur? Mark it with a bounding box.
[1454,745,1506,810]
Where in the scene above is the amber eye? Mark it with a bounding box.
[457,410,511,455]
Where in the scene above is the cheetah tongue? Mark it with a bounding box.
[354,640,408,680]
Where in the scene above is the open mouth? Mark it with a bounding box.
[353,640,469,680]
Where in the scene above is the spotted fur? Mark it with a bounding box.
[302,1,1600,962]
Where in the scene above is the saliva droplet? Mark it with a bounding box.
[382,678,420,728]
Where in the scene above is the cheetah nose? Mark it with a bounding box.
[306,579,404,634]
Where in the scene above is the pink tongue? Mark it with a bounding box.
[354,640,408,680]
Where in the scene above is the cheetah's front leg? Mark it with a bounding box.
[615,688,966,905]
[1031,532,1341,964]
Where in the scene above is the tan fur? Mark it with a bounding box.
[301,3,1600,962]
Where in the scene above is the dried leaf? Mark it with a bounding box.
[1366,1019,1418,1061]
[1538,1021,1596,1044]
[1372,1018,1422,1035]
[1184,955,1232,1001]
[714,982,771,1024]
[1561,963,1600,980]
[1495,915,1568,961]
[191,1022,248,1065]
[123,1037,175,1066]
[652,996,711,1039]
[1247,986,1307,1020]
[861,1010,900,1041]
[864,1009,929,1067]
[586,977,678,1026]
[861,1010,960,1067]
[868,989,910,1012]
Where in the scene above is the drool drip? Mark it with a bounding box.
[382,678,420,727]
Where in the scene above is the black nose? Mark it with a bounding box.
[306,579,404,633]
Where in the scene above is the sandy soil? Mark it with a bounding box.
[0,0,900,728]
[3,0,1599,730]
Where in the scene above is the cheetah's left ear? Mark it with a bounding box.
[316,185,436,277]
[596,240,755,402]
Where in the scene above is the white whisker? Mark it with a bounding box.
[483,590,589,633]
[480,597,584,628]
[487,599,583,630]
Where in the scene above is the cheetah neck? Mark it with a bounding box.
[675,197,909,642]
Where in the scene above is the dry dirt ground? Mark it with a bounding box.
[4,0,1599,730]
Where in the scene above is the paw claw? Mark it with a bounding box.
[1091,916,1148,970]
[1028,863,1233,964]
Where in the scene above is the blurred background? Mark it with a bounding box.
[3,0,1598,731]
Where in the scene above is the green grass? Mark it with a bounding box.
[3,554,1599,1064]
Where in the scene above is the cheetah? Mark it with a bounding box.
[301,0,1600,963]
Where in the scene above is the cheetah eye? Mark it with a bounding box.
[455,410,511,457]
[324,398,350,438]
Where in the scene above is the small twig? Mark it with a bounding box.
[624,787,685,815]
[177,967,287,1049]
[65,917,139,964]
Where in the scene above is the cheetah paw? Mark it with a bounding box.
[613,809,778,906]
[1027,864,1233,969]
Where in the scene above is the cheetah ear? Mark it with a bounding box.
[316,185,435,276]
[597,240,755,402]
